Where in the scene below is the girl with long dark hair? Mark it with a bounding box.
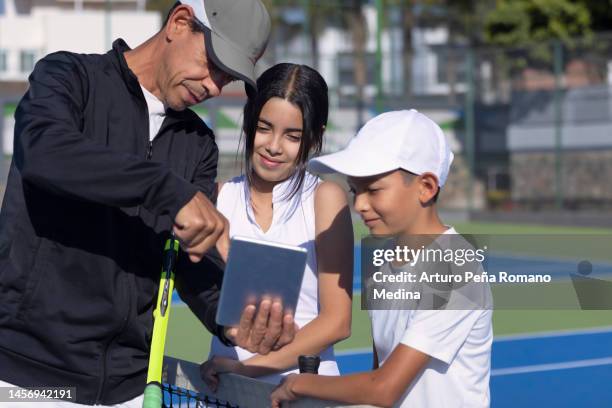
[201,63,354,384]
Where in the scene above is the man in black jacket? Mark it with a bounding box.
[0,0,294,406]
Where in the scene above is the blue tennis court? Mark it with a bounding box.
[338,250,612,407]
[170,248,612,407]
[352,247,612,292]
[336,327,612,408]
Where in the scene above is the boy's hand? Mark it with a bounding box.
[200,356,244,392]
[270,374,300,407]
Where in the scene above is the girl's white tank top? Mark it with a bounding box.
[209,172,339,383]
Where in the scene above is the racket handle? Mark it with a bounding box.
[298,355,320,374]
[142,383,162,408]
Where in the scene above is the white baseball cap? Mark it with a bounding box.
[308,109,454,187]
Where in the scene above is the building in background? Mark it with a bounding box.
[0,1,485,210]
[0,0,159,159]
[269,4,464,103]
[3,1,611,212]
[0,0,159,95]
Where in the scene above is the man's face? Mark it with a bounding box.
[159,12,235,110]
[348,170,422,236]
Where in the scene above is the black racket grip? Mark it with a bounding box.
[298,355,320,374]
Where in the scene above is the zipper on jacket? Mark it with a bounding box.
[94,314,129,404]
[146,140,153,160]
[136,140,154,217]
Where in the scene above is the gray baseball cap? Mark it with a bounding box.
[179,0,271,94]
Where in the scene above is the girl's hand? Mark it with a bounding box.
[200,356,244,392]
[270,374,300,408]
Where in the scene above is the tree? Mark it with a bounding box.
[342,0,368,127]
[301,1,340,70]
[576,0,612,33]
[484,0,591,65]
[146,0,175,18]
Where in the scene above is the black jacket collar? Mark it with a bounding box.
[108,38,142,97]
[107,38,189,128]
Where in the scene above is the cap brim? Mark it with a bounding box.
[204,27,257,95]
[308,149,401,177]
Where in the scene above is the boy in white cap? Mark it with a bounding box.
[271,109,493,408]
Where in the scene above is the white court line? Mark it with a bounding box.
[491,357,612,376]
[336,347,372,356]
[494,326,612,342]
[338,349,612,377]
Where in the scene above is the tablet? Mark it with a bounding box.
[215,236,308,327]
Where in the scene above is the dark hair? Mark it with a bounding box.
[163,1,206,34]
[242,63,329,201]
[401,170,440,203]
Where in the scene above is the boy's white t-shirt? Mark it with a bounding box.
[368,227,493,408]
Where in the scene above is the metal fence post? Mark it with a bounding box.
[465,48,475,212]
[375,0,384,114]
[553,40,564,210]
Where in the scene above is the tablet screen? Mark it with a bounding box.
[215,236,308,327]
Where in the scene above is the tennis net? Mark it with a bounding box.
[162,357,375,408]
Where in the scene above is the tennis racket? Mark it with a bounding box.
[143,233,179,408]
